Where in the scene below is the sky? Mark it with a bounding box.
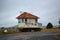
[0,0,60,27]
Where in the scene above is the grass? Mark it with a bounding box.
[41,28,60,32]
[0,29,20,35]
[0,28,60,35]
[0,29,34,35]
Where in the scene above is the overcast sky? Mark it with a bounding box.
[0,0,60,27]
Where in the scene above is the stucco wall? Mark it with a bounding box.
[18,23,25,28]
[27,19,36,23]
[18,19,25,23]
[18,19,36,23]
[18,19,42,28]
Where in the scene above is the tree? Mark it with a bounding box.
[46,22,53,29]
[1,27,4,29]
[58,18,60,28]
[59,21,60,27]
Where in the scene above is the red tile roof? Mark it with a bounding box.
[16,12,39,19]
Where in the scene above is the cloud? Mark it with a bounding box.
[0,0,60,27]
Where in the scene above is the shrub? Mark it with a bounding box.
[46,22,53,29]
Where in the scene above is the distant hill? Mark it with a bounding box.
[12,25,18,27]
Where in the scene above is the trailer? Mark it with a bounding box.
[18,27,41,32]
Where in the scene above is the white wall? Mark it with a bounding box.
[18,23,42,28]
[18,23,25,28]
[18,19,25,23]
[18,19,36,23]
[27,19,36,23]
[18,18,42,28]
[18,19,22,23]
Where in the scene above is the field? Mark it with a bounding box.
[0,29,20,34]
[0,28,60,34]
[41,28,60,32]
[0,28,60,40]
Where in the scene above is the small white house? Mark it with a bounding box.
[16,12,42,28]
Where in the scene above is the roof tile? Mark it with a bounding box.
[16,12,39,19]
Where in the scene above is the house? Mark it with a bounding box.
[16,12,42,28]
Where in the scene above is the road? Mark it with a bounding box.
[0,32,60,40]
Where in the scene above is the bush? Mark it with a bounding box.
[46,22,53,29]
[58,27,60,28]
[1,27,4,29]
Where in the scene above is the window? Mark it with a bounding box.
[25,18,27,22]
[35,24,37,26]
[18,21,20,23]
[22,19,24,22]
[35,19,37,22]
[32,23,33,25]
